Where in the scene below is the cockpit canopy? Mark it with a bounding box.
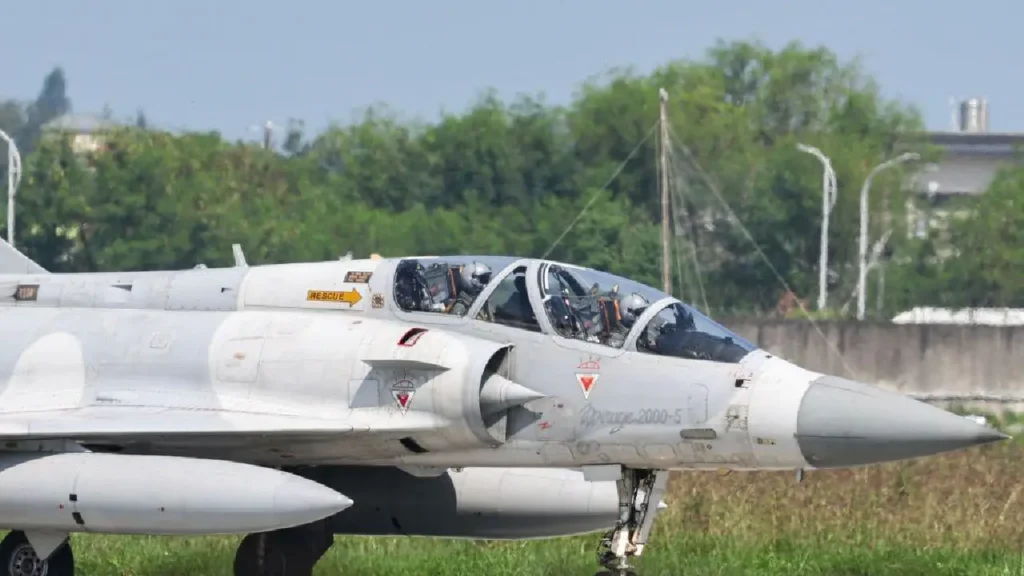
[537,261,662,345]
[635,302,756,363]
[393,256,516,316]
[392,256,757,363]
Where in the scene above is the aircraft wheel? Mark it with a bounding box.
[233,532,315,576]
[0,531,74,576]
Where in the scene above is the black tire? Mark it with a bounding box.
[233,533,314,576]
[0,531,74,576]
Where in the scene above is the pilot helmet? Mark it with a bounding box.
[394,260,425,309]
[461,261,492,291]
[619,292,649,328]
[396,259,421,276]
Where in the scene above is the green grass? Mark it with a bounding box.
[46,433,1024,574]
[70,533,1024,576]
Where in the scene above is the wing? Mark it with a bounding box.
[0,403,444,464]
[0,406,354,440]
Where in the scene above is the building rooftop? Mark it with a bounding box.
[924,131,1024,144]
[42,114,120,134]
[917,131,1024,157]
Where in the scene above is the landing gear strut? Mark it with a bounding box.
[594,468,668,576]
[234,520,334,576]
[0,531,74,576]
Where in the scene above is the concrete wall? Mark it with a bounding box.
[723,320,1024,409]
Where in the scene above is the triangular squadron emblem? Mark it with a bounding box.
[576,373,599,400]
[390,379,416,414]
[576,359,601,400]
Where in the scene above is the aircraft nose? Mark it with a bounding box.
[796,375,1009,468]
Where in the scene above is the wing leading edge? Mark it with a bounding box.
[0,405,443,449]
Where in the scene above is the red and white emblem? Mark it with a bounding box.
[576,359,601,400]
[391,379,415,414]
[576,373,599,400]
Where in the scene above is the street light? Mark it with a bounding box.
[0,130,22,248]
[857,152,920,320]
[797,143,838,311]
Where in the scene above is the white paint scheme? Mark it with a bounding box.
[321,465,627,540]
[0,308,521,465]
[24,531,68,561]
[231,244,247,268]
[0,332,87,413]
[746,355,820,468]
[471,467,619,521]
[0,237,46,275]
[0,452,352,534]
[0,242,1007,576]
[240,260,381,312]
[582,464,622,482]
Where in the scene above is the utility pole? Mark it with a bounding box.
[0,130,22,248]
[857,152,919,320]
[877,181,893,315]
[658,88,672,296]
[263,121,273,150]
[796,143,837,311]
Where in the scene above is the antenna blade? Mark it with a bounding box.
[232,244,248,267]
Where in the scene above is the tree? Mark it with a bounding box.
[894,162,1024,308]
[17,67,71,156]
[4,41,943,317]
[563,40,925,311]
[0,67,72,189]
[282,118,305,155]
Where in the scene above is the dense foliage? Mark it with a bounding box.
[2,39,1021,317]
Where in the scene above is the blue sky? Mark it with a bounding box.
[3,0,1019,142]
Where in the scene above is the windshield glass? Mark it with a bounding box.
[637,302,756,363]
[537,261,665,348]
[393,256,519,315]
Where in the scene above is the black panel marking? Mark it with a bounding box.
[398,327,428,347]
[399,437,428,454]
[80,443,125,453]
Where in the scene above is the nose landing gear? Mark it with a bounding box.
[0,531,74,576]
[594,468,668,576]
[233,519,334,576]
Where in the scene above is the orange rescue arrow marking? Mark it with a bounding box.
[306,288,363,307]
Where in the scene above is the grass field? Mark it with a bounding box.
[60,413,1024,574]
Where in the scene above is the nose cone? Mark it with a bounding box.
[796,376,1009,468]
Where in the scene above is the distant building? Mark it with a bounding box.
[41,114,121,155]
[905,98,1024,239]
[893,307,1024,326]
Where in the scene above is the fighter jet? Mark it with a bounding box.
[0,240,1009,576]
